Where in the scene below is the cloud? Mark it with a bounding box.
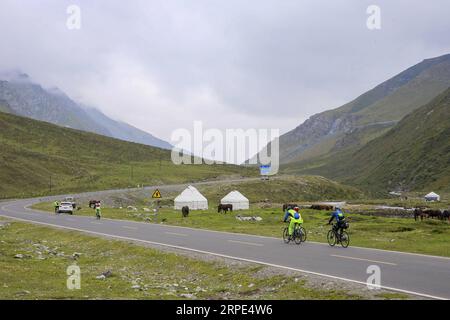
[0,0,449,145]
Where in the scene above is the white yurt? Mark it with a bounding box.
[424,192,440,202]
[174,185,208,210]
[220,191,249,210]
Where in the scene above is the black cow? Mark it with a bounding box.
[181,206,190,218]
[424,209,442,219]
[442,210,450,222]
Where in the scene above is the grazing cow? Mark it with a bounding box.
[310,204,334,211]
[181,206,189,218]
[218,204,233,213]
[442,210,450,222]
[415,208,450,221]
[282,204,298,212]
[424,209,442,220]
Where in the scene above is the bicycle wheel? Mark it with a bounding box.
[340,231,350,248]
[294,228,302,245]
[283,227,290,243]
[300,226,307,242]
[327,230,336,246]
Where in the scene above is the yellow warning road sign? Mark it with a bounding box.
[152,189,162,199]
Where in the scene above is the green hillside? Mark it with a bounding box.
[198,175,364,204]
[285,88,450,193]
[0,111,257,198]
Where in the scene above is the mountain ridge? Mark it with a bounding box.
[253,53,450,166]
[0,71,172,150]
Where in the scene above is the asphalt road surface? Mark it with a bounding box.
[1,192,449,300]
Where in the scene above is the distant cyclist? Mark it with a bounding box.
[54,200,60,214]
[284,206,303,239]
[328,207,346,236]
[95,202,102,220]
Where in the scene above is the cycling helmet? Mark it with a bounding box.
[294,212,300,219]
[294,206,299,212]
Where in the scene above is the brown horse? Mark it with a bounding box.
[218,204,233,213]
[414,208,426,221]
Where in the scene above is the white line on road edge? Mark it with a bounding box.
[165,232,188,237]
[0,213,446,300]
[19,203,450,261]
[228,240,263,247]
[331,254,397,266]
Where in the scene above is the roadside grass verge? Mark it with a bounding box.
[0,218,375,300]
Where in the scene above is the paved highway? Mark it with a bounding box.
[1,194,449,300]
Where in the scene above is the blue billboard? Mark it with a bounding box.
[259,165,271,175]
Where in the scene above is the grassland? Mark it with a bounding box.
[198,175,364,204]
[0,218,406,300]
[0,111,257,199]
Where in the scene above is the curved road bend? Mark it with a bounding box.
[1,194,449,300]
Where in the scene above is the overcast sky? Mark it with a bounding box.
[1,0,449,144]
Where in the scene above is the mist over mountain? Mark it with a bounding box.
[0,70,171,150]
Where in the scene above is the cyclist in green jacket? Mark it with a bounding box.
[284,206,303,239]
[95,202,102,220]
[54,201,60,214]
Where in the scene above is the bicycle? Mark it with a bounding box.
[327,223,349,248]
[283,223,307,244]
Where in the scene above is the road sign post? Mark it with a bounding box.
[152,189,162,199]
[151,189,162,222]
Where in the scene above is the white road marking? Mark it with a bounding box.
[122,226,138,230]
[165,232,188,237]
[0,213,446,300]
[228,240,263,247]
[331,254,397,266]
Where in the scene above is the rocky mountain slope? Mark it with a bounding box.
[285,87,450,193]
[257,53,450,165]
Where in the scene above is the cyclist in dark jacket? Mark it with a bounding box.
[328,207,346,235]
